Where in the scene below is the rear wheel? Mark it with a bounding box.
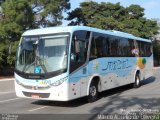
[88,81,98,102]
[134,73,140,88]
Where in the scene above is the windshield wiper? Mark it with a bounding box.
[36,56,47,73]
[22,60,35,73]
[22,56,47,74]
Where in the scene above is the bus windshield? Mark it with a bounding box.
[16,34,69,74]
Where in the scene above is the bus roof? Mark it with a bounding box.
[22,26,151,43]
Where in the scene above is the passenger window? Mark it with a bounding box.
[90,33,105,60]
[137,41,152,57]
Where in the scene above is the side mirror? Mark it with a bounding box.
[71,53,75,61]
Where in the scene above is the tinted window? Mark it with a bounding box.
[118,38,134,57]
[90,33,103,59]
[137,41,152,57]
[89,32,151,59]
[70,30,90,73]
[109,37,119,57]
[90,32,111,59]
[90,32,135,58]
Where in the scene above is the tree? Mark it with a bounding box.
[28,0,70,27]
[0,0,70,74]
[0,0,33,69]
[0,0,34,40]
[66,1,158,38]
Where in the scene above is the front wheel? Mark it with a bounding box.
[87,81,98,102]
[134,73,140,88]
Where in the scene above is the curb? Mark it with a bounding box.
[153,67,160,70]
[0,78,15,81]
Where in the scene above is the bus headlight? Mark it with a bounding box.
[50,77,68,86]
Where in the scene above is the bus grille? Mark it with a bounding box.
[21,84,50,90]
[22,91,50,98]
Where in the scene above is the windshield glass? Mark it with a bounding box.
[16,33,69,74]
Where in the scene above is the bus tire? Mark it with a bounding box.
[134,73,140,88]
[87,80,98,103]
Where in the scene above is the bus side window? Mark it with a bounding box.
[90,33,108,59]
[90,38,97,59]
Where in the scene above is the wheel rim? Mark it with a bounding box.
[136,76,140,86]
[90,86,97,97]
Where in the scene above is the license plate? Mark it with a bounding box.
[31,94,40,98]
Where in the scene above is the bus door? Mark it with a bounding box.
[69,31,90,97]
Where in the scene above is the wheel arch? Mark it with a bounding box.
[87,75,101,96]
[134,69,141,82]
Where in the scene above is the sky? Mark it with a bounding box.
[63,0,160,25]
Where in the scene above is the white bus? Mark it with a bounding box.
[15,26,153,102]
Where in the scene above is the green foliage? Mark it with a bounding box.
[28,0,70,27]
[0,0,33,40]
[6,41,19,66]
[0,0,70,71]
[0,42,5,63]
[0,0,33,68]
[67,1,158,38]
